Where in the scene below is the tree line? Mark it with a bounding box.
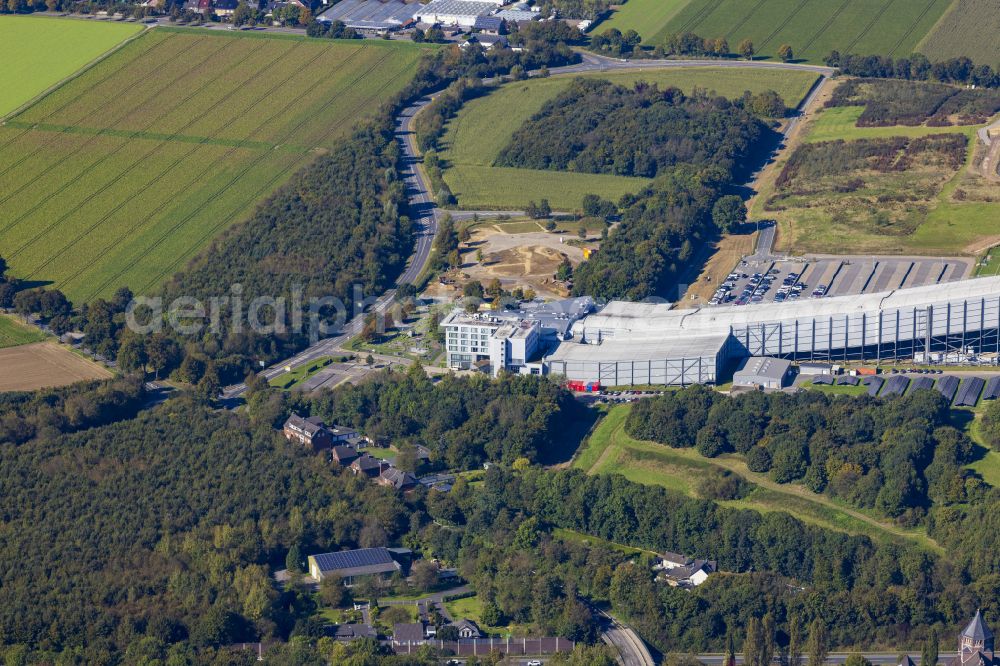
[625,386,990,522]
[828,51,1000,89]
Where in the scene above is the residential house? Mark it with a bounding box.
[331,445,359,467]
[214,0,238,15]
[392,623,427,645]
[658,552,692,570]
[473,14,503,33]
[334,624,377,641]
[378,468,418,491]
[283,413,334,451]
[350,454,388,478]
[450,619,482,639]
[307,547,402,585]
[665,559,717,587]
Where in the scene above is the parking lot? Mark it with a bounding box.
[708,256,974,307]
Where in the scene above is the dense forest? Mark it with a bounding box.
[570,165,734,300]
[495,79,774,179]
[827,78,1000,126]
[4,366,1000,661]
[625,387,990,522]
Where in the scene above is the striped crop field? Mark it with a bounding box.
[917,0,1000,69]
[0,29,423,304]
[602,0,954,64]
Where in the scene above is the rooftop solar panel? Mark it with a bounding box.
[836,376,859,385]
[864,376,884,396]
[984,376,1000,400]
[909,376,934,393]
[955,377,985,407]
[810,375,833,385]
[935,375,960,402]
[881,375,910,397]
[312,547,394,574]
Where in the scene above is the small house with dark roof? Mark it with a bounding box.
[658,552,693,569]
[334,623,376,641]
[899,656,917,666]
[283,413,334,451]
[378,467,418,491]
[307,547,402,585]
[948,611,997,666]
[350,454,388,478]
[331,445,359,466]
[473,14,503,33]
[449,618,482,638]
[392,622,427,645]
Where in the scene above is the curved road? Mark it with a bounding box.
[223,53,833,398]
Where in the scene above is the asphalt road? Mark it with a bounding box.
[222,53,833,398]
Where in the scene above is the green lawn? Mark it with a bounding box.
[0,314,48,349]
[0,29,422,303]
[622,0,953,63]
[976,250,1000,277]
[805,106,978,143]
[576,404,943,553]
[269,356,337,389]
[800,380,868,396]
[440,66,819,210]
[0,16,142,118]
[444,594,528,637]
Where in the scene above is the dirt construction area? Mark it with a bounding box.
[0,342,111,392]
[438,225,590,299]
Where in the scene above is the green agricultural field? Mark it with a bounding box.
[612,0,953,64]
[917,0,1000,69]
[575,404,942,552]
[440,67,819,210]
[0,314,48,350]
[0,16,141,118]
[596,0,691,41]
[0,29,424,304]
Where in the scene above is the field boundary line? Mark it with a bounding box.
[0,23,148,124]
[130,51,417,298]
[842,0,898,55]
[721,0,768,42]
[0,30,179,163]
[0,33,213,190]
[798,0,851,56]
[89,46,407,300]
[55,39,355,297]
[912,0,961,55]
[677,0,723,35]
[887,0,941,56]
[22,37,316,282]
[0,35,239,244]
[757,0,811,51]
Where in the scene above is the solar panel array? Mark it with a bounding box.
[864,376,884,396]
[954,377,985,407]
[908,377,934,393]
[985,377,1000,401]
[881,375,910,397]
[836,376,859,386]
[935,375,960,403]
[810,375,833,385]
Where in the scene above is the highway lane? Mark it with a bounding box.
[223,55,833,398]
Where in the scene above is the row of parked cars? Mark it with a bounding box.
[710,268,829,306]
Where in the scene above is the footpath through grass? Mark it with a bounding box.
[0,16,142,118]
[0,314,48,349]
[440,67,819,210]
[575,404,943,553]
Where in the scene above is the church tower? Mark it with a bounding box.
[959,610,995,666]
